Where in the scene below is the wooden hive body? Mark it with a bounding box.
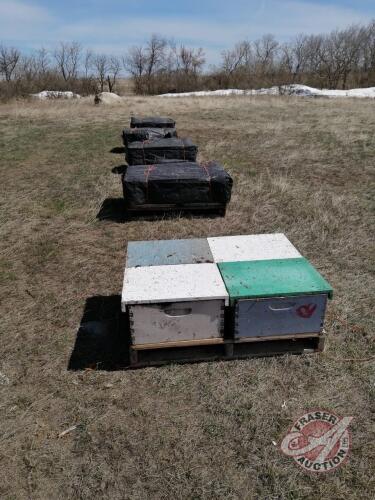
[218,257,333,340]
[122,263,229,345]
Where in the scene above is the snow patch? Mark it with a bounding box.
[160,84,375,99]
[31,90,80,100]
[95,92,122,104]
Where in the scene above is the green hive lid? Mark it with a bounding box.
[218,258,333,303]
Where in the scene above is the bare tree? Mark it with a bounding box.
[341,25,366,88]
[145,34,167,78]
[0,45,21,81]
[123,35,168,93]
[303,35,324,84]
[254,35,279,67]
[53,42,81,81]
[107,56,121,92]
[160,44,206,92]
[84,49,94,78]
[16,54,38,82]
[281,35,309,83]
[123,46,147,78]
[176,46,205,74]
[221,41,251,76]
[317,26,365,89]
[35,48,49,75]
[359,20,375,85]
[367,20,375,70]
[93,54,109,92]
[123,46,148,93]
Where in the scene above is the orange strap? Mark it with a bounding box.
[201,161,212,195]
[145,164,156,201]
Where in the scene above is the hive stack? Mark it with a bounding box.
[121,116,233,215]
[121,233,333,367]
[122,127,177,148]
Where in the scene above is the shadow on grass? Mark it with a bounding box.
[97,198,226,223]
[68,295,131,371]
[68,296,317,372]
[111,165,127,174]
[110,147,126,154]
[97,198,128,223]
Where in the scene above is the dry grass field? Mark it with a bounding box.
[0,95,374,499]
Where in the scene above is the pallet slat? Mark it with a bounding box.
[132,337,225,350]
[125,203,226,217]
[132,332,322,350]
[129,335,324,368]
[233,332,321,343]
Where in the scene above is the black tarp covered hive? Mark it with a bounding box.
[126,138,197,165]
[130,116,176,129]
[122,127,177,147]
[122,161,233,207]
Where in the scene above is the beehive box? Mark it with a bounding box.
[218,257,333,340]
[126,238,214,268]
[122,263,229,345]
[122,127,177,147]
[122,161,232,214]
[130,116,176,128]
[126,138,197,165]
[207,233,301,263]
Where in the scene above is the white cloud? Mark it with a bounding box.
[57,1,372,48]
[59,17,247,47]
[0,0,372,63]
[256,0,370,36]
[55,1,371,63]
[0,0,53,41]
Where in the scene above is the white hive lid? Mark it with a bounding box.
[207,233,301,263]
[121,263,229,309]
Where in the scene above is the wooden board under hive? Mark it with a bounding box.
[128,334,325,368]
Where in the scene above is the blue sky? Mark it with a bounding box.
[0,0,374,63]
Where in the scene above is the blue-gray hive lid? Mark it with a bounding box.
[126,238,214,268]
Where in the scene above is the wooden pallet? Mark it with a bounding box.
[125,202,226,217]
[128,334,324,368]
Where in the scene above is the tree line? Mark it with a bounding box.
[0,43,121,99]
[0,20,374,99]
[127,21,375,93]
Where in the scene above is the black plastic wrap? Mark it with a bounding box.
[130,116,176,128]
[126,138,197,165]
[122,127,177,147]
[122,161,233,206]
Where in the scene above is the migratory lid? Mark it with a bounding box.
[218,258,333,304]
